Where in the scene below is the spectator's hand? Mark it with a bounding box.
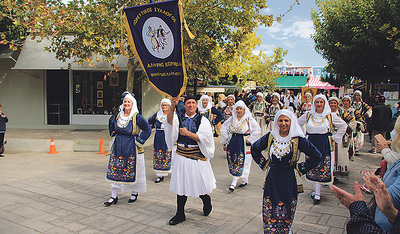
[377,141,390,152]
[362,171,376,189]
[331,181,364,209]
[368,175,398,223]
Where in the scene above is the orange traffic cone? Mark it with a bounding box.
[48,138,59,154]
[98,137,107,154]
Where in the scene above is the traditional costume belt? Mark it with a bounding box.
[254,113,264,117]
[176,145,208,161]
[232,133,250,136]
[307,132,332,136]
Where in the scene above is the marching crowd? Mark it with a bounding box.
[104,89,400,233]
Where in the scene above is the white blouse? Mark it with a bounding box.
[298,111,347,144]
[220,116,261,145]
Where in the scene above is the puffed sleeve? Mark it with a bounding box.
[297,137,323,176]
[135,114,152,147]
[196,117,215,159]
[211,107,223,125]
[164,113,179,151]
[251,133,270,171]
[220,117,232,145]
[147,113,157,128]
[297,112,308,127]
[331,114,347,144]
[247,116,261,144]
[381,149,400,166]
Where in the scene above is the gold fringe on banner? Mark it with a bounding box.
[120,8,126,56]
[178,1,195,39]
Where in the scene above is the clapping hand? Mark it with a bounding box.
[331,181,364,209]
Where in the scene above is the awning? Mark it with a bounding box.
[13,37,131,70]
[305,78,339,89]
[0,46,17,62]
[275,75,307,89]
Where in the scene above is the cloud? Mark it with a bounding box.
[253,44,278,56]
[259,20,315,40]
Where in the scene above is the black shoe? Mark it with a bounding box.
[169,214,186,225]
[155,176,164,183]
[368,149,376,154]
[229,185,235,192]
[354,151,360,156]
[128,193,138,203]
[0,155,4,157]
[104,197,118,206]
[313,195,320,204]
[238,183,247,187]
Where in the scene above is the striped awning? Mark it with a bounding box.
[305,78,339,89]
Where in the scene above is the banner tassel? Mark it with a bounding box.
[179,1,195,39]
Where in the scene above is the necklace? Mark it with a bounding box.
[310,115,326,126]
[271,140,291,159]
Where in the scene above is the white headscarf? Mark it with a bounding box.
[309,94,330,117]
[272,109,305,142]
[271,92,280,101]
[354,90,362,97]
[342,95,352,102]
[156,98,171,120]
[257,92,264,98]
[328,96,339,103]
[227,94,235,101]
[305,92,313,99]
[117,93,138,128]
[198,95,212,113]
[232,100,252,124]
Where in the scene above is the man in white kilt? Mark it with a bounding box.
[165,95,216,225]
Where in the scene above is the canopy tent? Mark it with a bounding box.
[305,77,339,89]
[275,75,308,89]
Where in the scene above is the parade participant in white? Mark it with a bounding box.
[165,95,216,225]
[248,92,268,136]
[298,94,347,204]
[266,92,286,132]
[221,100,261,191]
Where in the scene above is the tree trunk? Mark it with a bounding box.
[126,58,140,92]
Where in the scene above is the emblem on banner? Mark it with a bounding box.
[143,17,174,59]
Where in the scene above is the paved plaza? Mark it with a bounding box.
[0,130,380,233]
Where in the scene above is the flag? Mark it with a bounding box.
[123,0,187,97]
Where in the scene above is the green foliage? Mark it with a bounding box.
[312,0,400,85]
[1,0,289,89]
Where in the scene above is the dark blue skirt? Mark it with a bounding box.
[306,133,333,183]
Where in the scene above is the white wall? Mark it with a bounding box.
[0,59,45,128]
[141,79,165,120]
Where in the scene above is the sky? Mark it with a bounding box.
[255,0,327,67]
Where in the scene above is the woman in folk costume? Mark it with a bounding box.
[251,109,322,234]
[221,100,261,191]
[298,94,347,204]
[351,90,372,155]
[297,92,313,117]
[148,98,173,183]
[105,92,152,206]
[266,92,286,132]
[328,97,356,178]
[248,92,269,136]
[198,95,224,136]
[222,94,236,122]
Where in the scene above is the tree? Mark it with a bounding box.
[312,0,400,86]
[1,0,287,92]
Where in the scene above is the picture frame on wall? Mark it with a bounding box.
[97,90,103,98]
[97,81,103,89]
[109,72,119,86]
[97,99,103,108]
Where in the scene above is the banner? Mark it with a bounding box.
[123,0,187,97]
[301,87,317,103]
